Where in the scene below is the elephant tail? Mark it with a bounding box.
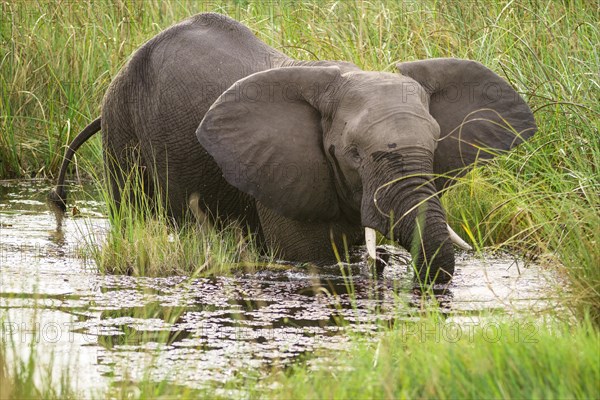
[48,117,102,211]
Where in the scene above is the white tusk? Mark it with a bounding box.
[365,227,377,259]
[447,224,472,250]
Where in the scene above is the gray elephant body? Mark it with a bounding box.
[101,13,362,262]
[52,13,537,282]
[102,13,282,231]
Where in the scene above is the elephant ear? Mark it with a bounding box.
[397,58,537,192]
[197,66,342,221]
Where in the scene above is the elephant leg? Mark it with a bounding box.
[103,145,127,213]
[256,202,362,265]
[101,86,157,218]
[103,143,155,216]
[102,112,155,218]
[145,148,263,228]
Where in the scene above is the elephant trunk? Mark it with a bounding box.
[361,150,455,283]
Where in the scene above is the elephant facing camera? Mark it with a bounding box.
[50,13,537,284]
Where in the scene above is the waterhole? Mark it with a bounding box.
[0,180,562,395]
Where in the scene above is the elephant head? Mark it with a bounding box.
[197,59,537,283]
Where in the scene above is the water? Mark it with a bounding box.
[0,180,562,396]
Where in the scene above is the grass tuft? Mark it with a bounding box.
[79,156,270,277]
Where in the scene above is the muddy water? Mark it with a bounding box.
[0,180,561,395]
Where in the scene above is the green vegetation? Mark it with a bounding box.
[1,0,598,399]
[83,162,270,276]
[265,317,600,399]
[93,213,268,276]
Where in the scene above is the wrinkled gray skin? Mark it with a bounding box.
[51,13,537,283]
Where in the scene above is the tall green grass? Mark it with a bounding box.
[2,1,598,310]
[264,317,600,399]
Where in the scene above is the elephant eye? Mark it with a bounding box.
[347,146,362,164]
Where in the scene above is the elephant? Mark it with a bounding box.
[50,13,537,283]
